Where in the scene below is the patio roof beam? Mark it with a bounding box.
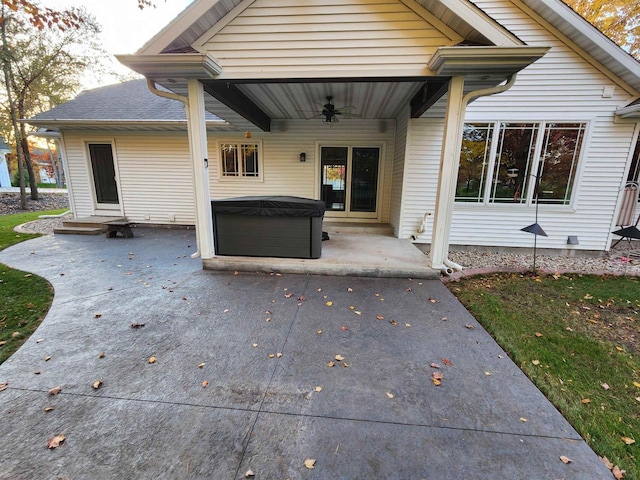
[202,83,271,132]
[410,78,452,118]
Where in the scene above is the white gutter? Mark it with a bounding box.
[440,73,519,275]
[146,78,201,260]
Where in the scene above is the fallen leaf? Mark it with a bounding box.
[612,465,625,479]
[94,313,102,318]
[36,339,44,343]
[343,362,350,368]
[252,343,258,348]
[428,298,439,303]
[485,371,492,376]
[316,330,322,335]
[566,326,574,332]
[520,417,528,422]
[633,381,640,389]
[532,360,540,366]
[560,455,572,464]
[442,358,453,366]
[148,356,156,364]
[600,456,614,470]
[48,386,61,396]
[386,392,394,398]
[432,378,441,386]
[268,354,275,359]
[340,326,348,332]
[389,320,397,326]
[98,352,105,358]
[314,386,322,392]
[584,294,594,300]
[621,436,635,445]
[34,371,41,375]
[284,293,293,298]
[405,323,411,327]
[347,288,353,292]
[276,352,283,358]
[47,434,65,449]
[234,271,239,275]
[535,332,544,337]
[326,301,333,307]
[44,407,54,412]
[197,363,205,368]
[202,380,209,388]
[92,380,102,390]
[335,354,345,361]
[44,356,51,362]
[354,311,362,315]
[433,372,444,380]
[0,382,8,392]
[465,324,475,329]
[223,309,230,313]
[245,470,255,478]
[130,322,145,328]
[327,361,335,367]
[349,305,355,310]
[298,296,306,302]
[265,310,272,315]
[581,398,591,404]
[601,383,610,390]
[430,363,441,369]
[376,315,384,320]
[304,458,316,469]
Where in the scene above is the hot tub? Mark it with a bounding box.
[210,196,326,259]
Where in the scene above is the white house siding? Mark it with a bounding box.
[195,0,460,78]
[390,106,410,235]
[207,119,396,223]
[62,132,196,225]
[398,0,639,251]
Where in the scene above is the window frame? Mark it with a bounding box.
[217,140,263,181]
[455,120,588,208]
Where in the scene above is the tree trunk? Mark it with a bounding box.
[47,140,63,188]
[19,122,38,199]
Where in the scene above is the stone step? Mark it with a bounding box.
[53,226,103,235]
[322,221,394,236]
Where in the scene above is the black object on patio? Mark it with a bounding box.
[211,196,326,259]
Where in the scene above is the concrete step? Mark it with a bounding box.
[62,216,127,230]
[54,226,103,235]
[323,221,394,236]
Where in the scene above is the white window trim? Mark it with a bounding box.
[217,139,263,182]
[456,120,591,209]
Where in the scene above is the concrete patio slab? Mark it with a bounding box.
[0,229,613,479]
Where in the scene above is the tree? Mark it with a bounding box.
[562,0,640,60]
[0,0,151,208]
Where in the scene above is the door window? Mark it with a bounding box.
[88,143,119,205]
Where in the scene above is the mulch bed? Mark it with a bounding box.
[0,192,69,216]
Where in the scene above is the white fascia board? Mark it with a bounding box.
[115,54,222,80]
[428,46,549,75]
[520,0,640,84]
[137,0,220,55]
[434,0,524,46]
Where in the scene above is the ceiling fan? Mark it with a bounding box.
[301,96,360,123]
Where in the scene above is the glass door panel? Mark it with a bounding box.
[350,147,379,213]
[320,147,348,212]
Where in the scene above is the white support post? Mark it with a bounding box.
[186,79,214,259]
[429,76,466,270]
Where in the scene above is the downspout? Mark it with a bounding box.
[441,73,518,275]
[146,79,201,259]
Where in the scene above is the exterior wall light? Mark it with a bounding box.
[567,235,579,245]
[299,152,306,162]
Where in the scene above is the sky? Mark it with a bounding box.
[39,0,194,88]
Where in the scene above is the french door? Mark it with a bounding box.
[320,146,380,219]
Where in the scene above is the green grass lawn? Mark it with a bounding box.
[0,210,65,364]
[449,273,639,479]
